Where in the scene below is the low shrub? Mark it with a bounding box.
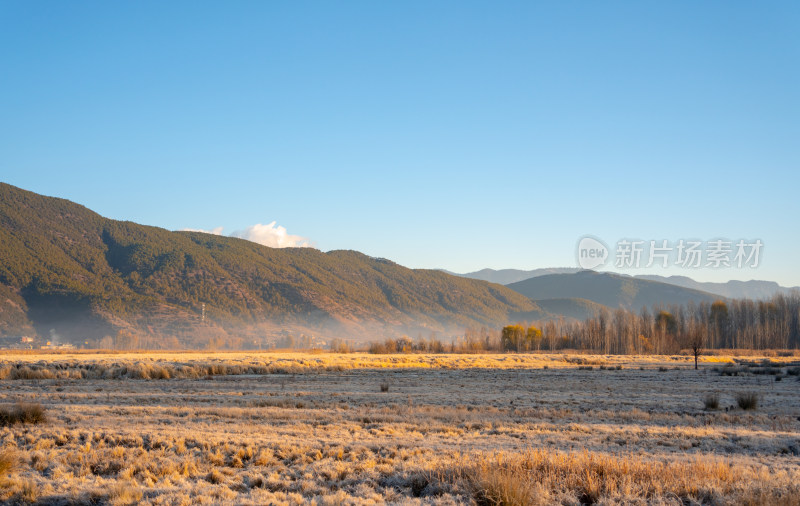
[736,392,758,410]
[703,393,719,410]
[10,366,55,380]
[719,365,747,376]
[751,366,781,376]
[0,403,46,426]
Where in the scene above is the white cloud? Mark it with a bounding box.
[231,222,311,248]
[182,226,224,235]
[181,223,311,248]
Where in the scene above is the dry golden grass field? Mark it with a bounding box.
[0,352,798,505]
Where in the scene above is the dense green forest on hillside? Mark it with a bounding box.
[0,183,539,346]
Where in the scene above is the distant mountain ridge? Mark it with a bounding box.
[449,267,797,300]
[442,268,580,285]
[634,275,799,300]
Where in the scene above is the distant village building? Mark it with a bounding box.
[40,342,75,350]
[0,335,37,349]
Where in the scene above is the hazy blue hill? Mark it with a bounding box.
[448,265,797,299]
[0,183,538,344]
[445,267,580,285]
[507,270,720,310]
[635,274,799,300]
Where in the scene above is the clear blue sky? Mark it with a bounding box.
[2,1,799,285]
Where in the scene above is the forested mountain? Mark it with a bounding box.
[0,183,539,346]
[506,298,611,323]
[525,298,610,322]
[507,271,720,310]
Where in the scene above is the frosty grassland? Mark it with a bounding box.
[0,352,798,505]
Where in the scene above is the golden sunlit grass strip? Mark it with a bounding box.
[3,352,797,382]
[440,449,800,505]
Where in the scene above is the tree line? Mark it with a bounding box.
[367,292,800,356]
[525,292,800,355]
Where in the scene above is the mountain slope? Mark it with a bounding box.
[0,183,537,345]
[508,297,610,322]
[533,298,610,321]
[507,271,721,310]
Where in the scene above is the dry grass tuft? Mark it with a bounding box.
[0,450,37,503]
[0,449,16,478]
[0,403,46,426]
[703,393,720,410]
[445,449,786,505]
[107,481,143,505]
[206,469,226,484]
[464,459,539,505]
[16,479,40,503]
[9,366,56,380]
[736,392,759,410]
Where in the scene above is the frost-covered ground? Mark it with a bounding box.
[0,352,798,505]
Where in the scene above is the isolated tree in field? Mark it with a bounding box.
[682,319,707,370]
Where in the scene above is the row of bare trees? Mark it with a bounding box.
[502,292,800,358]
